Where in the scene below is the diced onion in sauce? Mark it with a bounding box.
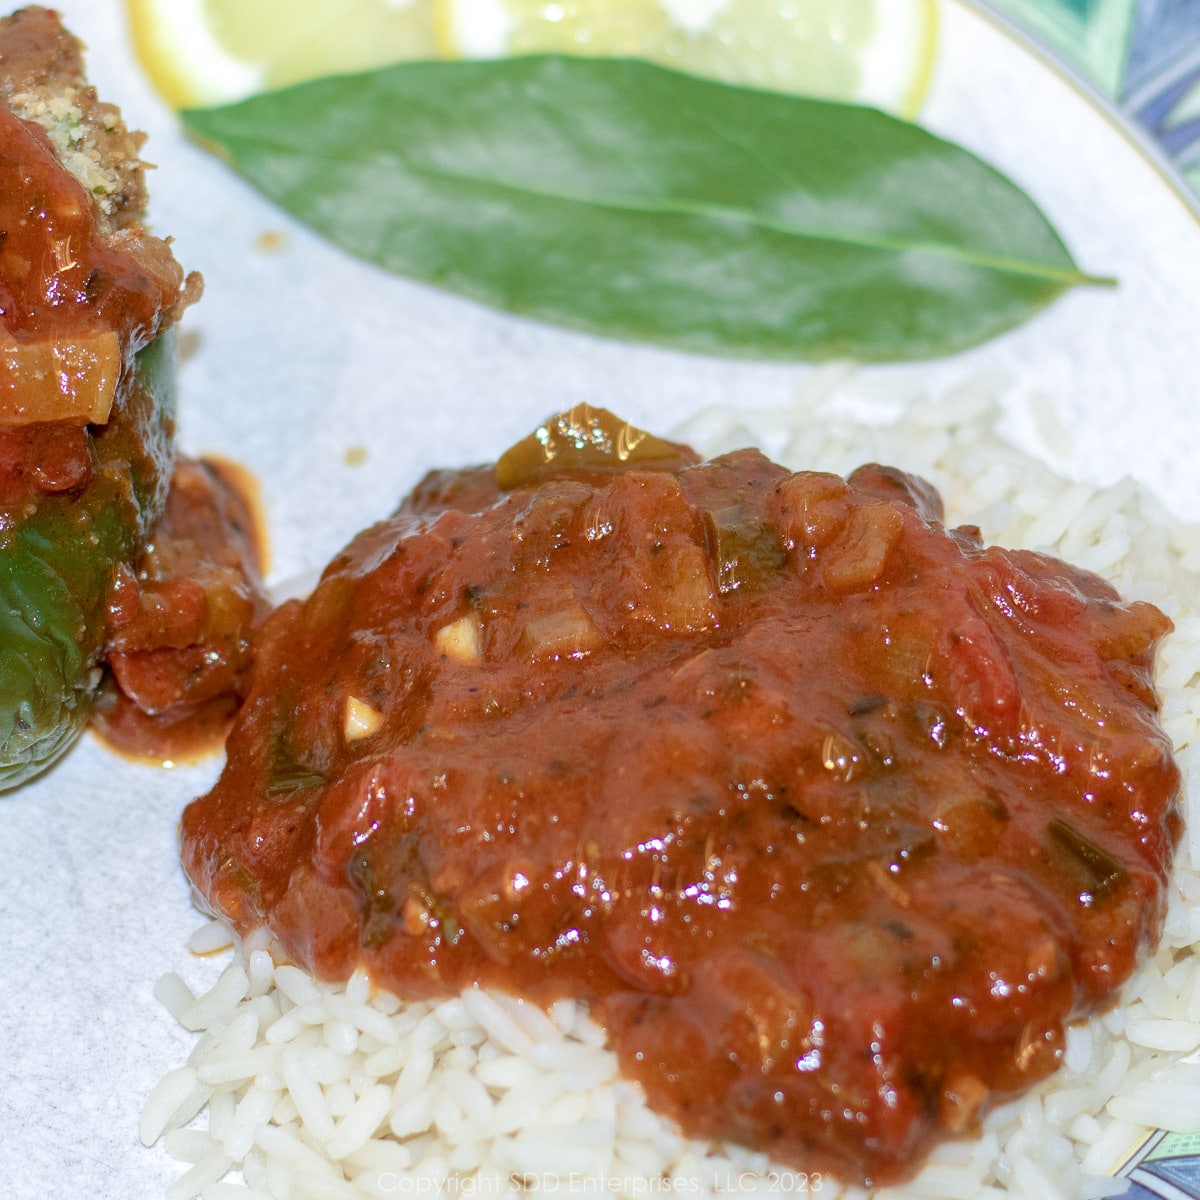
[435,616,482,663]
[343,696,383,742]
[518,602,604,660]
[0,329,120,425]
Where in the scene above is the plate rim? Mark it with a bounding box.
[954,0,1200,227]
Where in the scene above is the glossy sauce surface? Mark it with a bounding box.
[0,104,169,341]
[182,419,1180,1184]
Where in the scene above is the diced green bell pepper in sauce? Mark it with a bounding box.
[496,405,691,490]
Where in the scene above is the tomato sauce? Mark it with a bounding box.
[0,104,170,341]
[93,456,270,762]
[180,408,1180,1185]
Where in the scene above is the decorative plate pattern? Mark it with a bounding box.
[982,0,1200,207]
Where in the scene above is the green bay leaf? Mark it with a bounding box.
[183,54,1110,361]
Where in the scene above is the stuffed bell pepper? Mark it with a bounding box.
[0,6,199,788]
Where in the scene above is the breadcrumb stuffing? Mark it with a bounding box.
[0,6,150,229]
[7,87,127,208]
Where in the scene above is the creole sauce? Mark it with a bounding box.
[0,102,171,342]
[93,456,270,762]
[181,408,1181,1185]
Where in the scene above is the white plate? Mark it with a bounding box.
[2,2,1199,1197]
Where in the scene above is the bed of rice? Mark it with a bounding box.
[143,369,1200,1200]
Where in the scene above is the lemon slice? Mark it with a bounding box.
[436,0,939,116]
[127,0,441,109]
[128,0,937,118]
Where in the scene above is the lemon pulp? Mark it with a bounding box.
[439,0,936,115]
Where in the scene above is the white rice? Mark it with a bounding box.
[146,371,1200,1200]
